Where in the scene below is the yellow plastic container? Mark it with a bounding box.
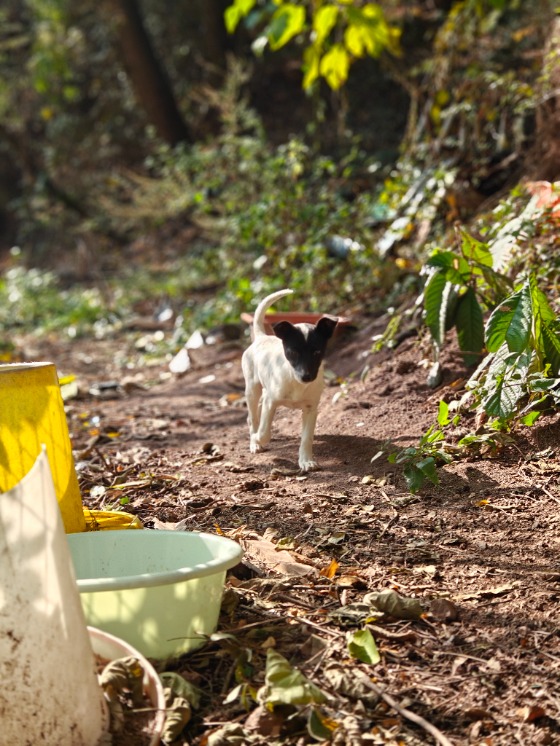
[84,508,144,531]
[0,362,86,533]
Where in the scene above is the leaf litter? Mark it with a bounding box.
[27,317,560,745]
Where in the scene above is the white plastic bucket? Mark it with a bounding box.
[0,450,107,743]
[67,530,243,658]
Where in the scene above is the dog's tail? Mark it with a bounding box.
[252,289,293,338]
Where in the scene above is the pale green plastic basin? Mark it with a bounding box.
[67,530,242,659]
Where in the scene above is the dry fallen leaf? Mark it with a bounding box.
[517,705,546,723]
[364,589,425,620]
[319,558,340,579]
[430,598,460,622]
[242,537,317,577]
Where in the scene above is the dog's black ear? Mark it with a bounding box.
[316,315,338,340]
[272,320,298,342]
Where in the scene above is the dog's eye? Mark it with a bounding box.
[313,350,322,357]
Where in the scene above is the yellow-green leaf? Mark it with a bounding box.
[307,707,338,740]
[268,4,306,51]
[319,44,349,90]
[259,649,327,707]
[347,628,380,665]
[303,44,321,89]
[313,5,338,46]
[224,0,256,34]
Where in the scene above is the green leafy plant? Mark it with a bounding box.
[225,0,401,90]
[386,401,457,494]
[422,228,513,368]
[466,273,560,425]
[389,268,560,493]
[113,112,387,324]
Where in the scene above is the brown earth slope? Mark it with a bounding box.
[24,313,560,745]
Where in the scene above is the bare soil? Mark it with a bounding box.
[24,312,560,745]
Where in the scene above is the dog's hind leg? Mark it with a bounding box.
[245,383,262,439]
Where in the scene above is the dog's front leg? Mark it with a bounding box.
[251,395,276,453]
[299,405,319,472]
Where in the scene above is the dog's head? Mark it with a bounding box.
[273,316,338,383]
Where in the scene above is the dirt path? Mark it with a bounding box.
[28,318,560,744]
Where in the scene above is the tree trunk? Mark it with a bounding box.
[110,0,192,145]
[535,16,560,180]
[197,0,230,76]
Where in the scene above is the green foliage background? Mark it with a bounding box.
[0,0,557,356]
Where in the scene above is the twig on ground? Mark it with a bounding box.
[285,612,343,638]
[360,678,455,746]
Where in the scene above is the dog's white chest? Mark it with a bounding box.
[262,373,323,408]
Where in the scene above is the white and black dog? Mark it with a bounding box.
[241,289,337,471]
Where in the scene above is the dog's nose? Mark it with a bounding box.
[301,373,313,383]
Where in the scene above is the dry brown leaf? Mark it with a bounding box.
[244,705,284,738]
[517,705,546,723]
[335,574,365,589]
[430,598,460,622]
[241,537,317,577]
[319,558,340,579]
[457,582,519,601]
[464,707,493,722]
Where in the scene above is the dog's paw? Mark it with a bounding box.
[250,435,265,454]
[299,458,319,472]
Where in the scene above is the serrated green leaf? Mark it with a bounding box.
[541,322,560,376]
[529,273,559,371]
[460,229,493,268]
[528,376,560,393]
[482,378,521,420]
[422,427,444,445]
[455,286,484,365]
[520,411,541,426]
[529,273,556,324]
[477,263,513,299]
[485,283,531,353]
[426,249,455,271]
[482,347,531,420]
[427,250,470,285]
[346,628,380,665]
[416,456,439,484]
